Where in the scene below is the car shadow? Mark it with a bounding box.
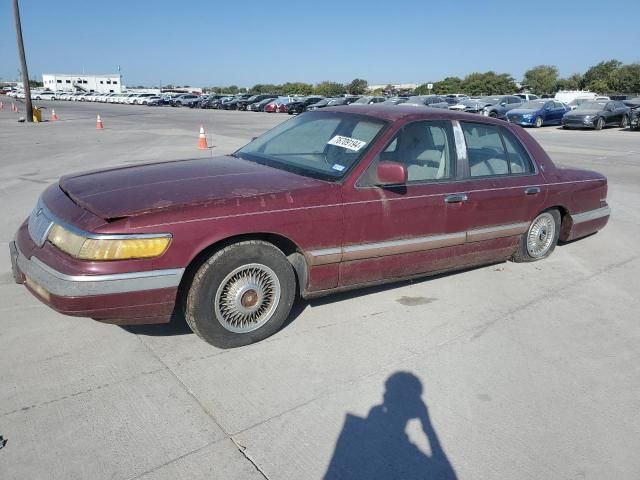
[123,262,502,338]
[323,371,457,480]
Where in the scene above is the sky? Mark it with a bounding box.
[1,0,639,88]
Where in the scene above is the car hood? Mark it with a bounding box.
[59,156,325,220]
[508,108,542,115]
[565,109,602,116]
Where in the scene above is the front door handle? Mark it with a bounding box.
[524,187,541,195]
[444,193,468,204]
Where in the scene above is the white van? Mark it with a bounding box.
[554,90,599,104]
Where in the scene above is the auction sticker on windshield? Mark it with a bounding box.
[328,135,367,152]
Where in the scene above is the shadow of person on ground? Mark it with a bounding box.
[324,372,457,480]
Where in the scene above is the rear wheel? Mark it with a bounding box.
[185,241,296,348]
[511,210,560,263]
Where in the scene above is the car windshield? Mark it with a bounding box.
[577,101,606,111]
[236,112,387,181]
[522,100,546,109]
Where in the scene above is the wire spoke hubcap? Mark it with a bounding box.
[215,263,281,333]
[527,213,556,258]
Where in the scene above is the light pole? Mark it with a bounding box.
[13,0,33,122]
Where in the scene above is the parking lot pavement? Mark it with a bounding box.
[1,97,640,479]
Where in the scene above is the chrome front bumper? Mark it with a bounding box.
[10,241,184,297]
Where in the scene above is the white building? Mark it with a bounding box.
[42,73,123,93]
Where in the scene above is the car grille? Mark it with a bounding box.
[509,115,521,123]
[28,199,54,247]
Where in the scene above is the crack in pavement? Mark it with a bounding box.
[0,367,165,418]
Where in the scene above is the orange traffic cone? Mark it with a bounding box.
[198,125,208,149]
[12,103,18,112]
[51,109,59,121]
[0,101,3,110]
[96,114,104,129]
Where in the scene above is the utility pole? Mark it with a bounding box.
[13,0,33,122]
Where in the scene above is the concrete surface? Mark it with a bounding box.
[1,98,639,479]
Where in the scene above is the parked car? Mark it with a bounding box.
[562,100,631,130]
[381,97,408,105]
[623,97,640,130]
[264,97,297,113]
[170,94,200,107]
[350,96,386,105]
[306,98,334,111]
[10,106,610,348]
[460,95,524,118]
[506,99,570,127]
[236,94,278,111]
[248,97,277,112]
[554,90,600,104]
[285,96,325,114]
[131,93,157,105]
[514,93,539,102]
[222,94,253,110]
[331,96,361,106]
[403,95,449,109]
[32,91,57,100]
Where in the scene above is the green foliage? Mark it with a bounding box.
[523,65,559,95]
[347,78,368,95]
[314,81,345,97]
[28,80,43,88]
[464,71,516,95]
[609,64,640,94]
[282,82,314,95]
[555,73,584,91]
[583,60,622,91]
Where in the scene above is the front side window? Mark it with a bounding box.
[361,120,456,185]
[236,112,387,181]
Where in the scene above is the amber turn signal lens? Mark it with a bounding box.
[78,237,171,260]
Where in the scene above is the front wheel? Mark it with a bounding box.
[185,241,296,348]
[511,210,561,263]
[594,117,604,130]
[620,115,629,128]
[534,116,543,128]
[488,111,497,118]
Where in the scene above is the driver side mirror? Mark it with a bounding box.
[377,161,407,185]
[500,102,507,107]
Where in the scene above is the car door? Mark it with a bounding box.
[339,120,468,286]
[450,121,547,261]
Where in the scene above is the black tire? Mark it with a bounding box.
[594,117,604,130]
[488,111,498,118]
[620,115,629,128]
[534,116,543,128]
[185,241,296,348]
[511,209,561,263]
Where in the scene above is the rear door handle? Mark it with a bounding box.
[524,187,541,195]
[444,193,468,204]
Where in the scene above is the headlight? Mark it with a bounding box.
[48,224,171,260]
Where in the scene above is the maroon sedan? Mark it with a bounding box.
[10,106,610,347]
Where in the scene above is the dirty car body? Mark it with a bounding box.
[11,106,610,347]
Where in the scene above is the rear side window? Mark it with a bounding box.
[461,123,534,177]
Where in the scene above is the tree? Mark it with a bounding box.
[583,59,622,92]
[281,82,314,95]
[314,81,345,97]
[523,65,559,95]
[414,82,435,95]
[556,73,584,91]
[347,78,368,95]
[610,63,640,94]
[432,77,463,94]
[462,71,516,96]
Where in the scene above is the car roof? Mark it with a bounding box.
[324,104,507,124]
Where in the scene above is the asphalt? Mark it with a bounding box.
[1,97,639,480]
